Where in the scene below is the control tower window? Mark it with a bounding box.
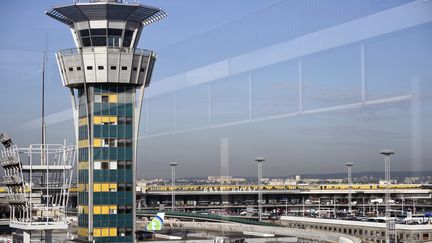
[108,28,122,47]
[79,29,92,46]
[79,28,129,47]
[123,29,134,47]
[92,37,106,46]
[108,29,122,36]
[123,38,132,47]
[80,29,90,37]
[91,28,107,46]
[90,28,107,36]
[124,29,134,38]
[79,29,91,47]
[108,37,121,47]
[82,37,91,47]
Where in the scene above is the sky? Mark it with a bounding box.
[0,0,431,179]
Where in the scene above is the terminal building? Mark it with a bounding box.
[46,0,166,242]
[280,216,432,243]
[137,184,432,211]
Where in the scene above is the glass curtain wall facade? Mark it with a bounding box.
[77,84,135,242]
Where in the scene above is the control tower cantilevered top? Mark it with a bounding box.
[46,1,166,242]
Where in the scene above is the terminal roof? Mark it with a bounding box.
[46,2,166,27]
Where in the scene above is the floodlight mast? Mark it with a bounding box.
[345,162,354,214]
[380,149,396,243]
[255,157,266,221]
[169,162,179,211]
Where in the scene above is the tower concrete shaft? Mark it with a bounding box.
[47,1,166,242]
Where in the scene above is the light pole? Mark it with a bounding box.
[345,162,354,214]
[333,196,337,218]
[401,198,404,214]
[302,197,305,217]
[362,197,366,217]
[412,198,416,214]
[169,162,178,212]
[380,149,395,243]
[255,157,266,221]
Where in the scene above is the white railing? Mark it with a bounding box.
[57,47,153,56]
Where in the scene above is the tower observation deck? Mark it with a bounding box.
[46,1,166,242]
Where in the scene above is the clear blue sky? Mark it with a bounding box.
[1,0,431,179]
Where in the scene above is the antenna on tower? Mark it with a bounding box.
[41,50,47,165]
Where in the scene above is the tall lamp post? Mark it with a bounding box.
[380,149,395,243]
[255,157,266,221]
[345,162,354,214]
[169,162,178,212]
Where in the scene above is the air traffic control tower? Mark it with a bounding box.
[46,0,166,242]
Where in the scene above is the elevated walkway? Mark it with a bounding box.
[138,210,361,243]
[138,210,273,226]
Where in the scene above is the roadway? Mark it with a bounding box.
[138,210,430,242]
[137,210,269,225]
[138,210,361,243]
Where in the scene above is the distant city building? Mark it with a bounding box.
[404,177,421,184]
[379,179,397,185]
[269,179,297,186]
[207,176,246,184]
[302,179,321,184]
[137,178,166,187]
[325,178,344,183]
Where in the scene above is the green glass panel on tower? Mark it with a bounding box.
[46,1,166,242]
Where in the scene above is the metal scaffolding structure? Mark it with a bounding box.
[0,134,75,243]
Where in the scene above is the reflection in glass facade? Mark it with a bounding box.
[146,1,432,137]
[141,0,432,177]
